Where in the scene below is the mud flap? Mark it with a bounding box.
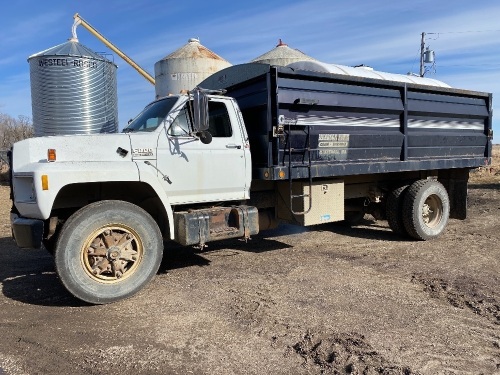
[440,169,469,220]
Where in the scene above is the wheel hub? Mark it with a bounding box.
[83,227,142,283]
[422,204,433,223]
[422,195,442,228]
[107,247,121,260]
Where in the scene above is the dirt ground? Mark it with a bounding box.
[0,152,499,374]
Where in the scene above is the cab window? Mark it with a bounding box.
[208,102,232,137]
[168,107,191,136]
[123,97,177,133]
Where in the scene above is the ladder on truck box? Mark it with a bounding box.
[284,123,313,215]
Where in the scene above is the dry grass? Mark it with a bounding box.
[469,144,500,184]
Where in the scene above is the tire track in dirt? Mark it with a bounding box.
[10,336,100,375]
[226,285,419,374]
[289,330,418,374]
[411,273,500,325]
[411,273,500,371]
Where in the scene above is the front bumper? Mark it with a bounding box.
[10,213,44,249]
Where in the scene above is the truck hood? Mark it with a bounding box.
[12,133,133,171]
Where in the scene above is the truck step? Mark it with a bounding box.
[291,194,310,199]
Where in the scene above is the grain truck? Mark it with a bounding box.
[10,63,493,304]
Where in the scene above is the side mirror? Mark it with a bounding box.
[197,130,212,145]
[191,87,209,132]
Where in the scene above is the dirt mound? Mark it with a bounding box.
[291,330,417,374]
[412,274,500,324]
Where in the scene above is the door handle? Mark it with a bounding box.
[226,144,242,149]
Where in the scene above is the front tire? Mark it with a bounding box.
[402,180,450,240]
[54,200,163,304]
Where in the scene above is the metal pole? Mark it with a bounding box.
[419,32,426,77]
[73,13,155,85]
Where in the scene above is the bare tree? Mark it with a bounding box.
[0,113,34,181]
[0,113,34,150]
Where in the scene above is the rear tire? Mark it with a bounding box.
[402,180,450,240]
[54,200,163,304]
[386,185,409,236]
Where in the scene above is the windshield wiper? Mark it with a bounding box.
[122,128,135,133]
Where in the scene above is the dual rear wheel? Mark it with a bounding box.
[386,179,450,240]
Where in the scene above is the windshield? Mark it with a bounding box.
[123,97,179,133]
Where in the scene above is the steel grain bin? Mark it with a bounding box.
[28,40,118,136]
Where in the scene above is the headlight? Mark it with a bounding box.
[13,174,36,203]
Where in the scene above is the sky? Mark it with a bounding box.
[0,0,499,141]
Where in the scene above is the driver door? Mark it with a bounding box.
[156,98,249,204]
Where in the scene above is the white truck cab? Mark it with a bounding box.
[10,90,258,304]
